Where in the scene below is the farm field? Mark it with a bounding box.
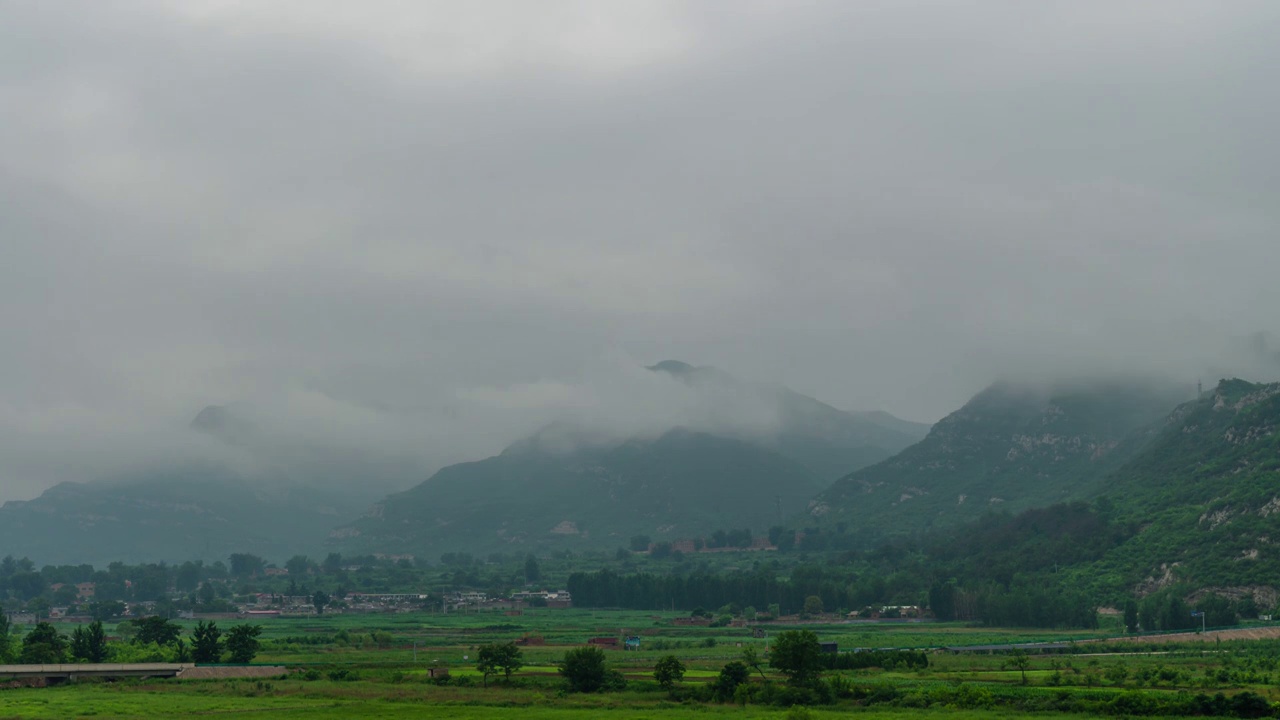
[6,609,1280,719]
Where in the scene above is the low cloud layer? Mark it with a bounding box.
[3,1,1279,501]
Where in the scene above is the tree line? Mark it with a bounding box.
[0,613,262,664]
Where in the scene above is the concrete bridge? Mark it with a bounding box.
[0,663,193,682]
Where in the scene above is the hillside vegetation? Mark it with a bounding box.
[1077,379,1280,598]
[806,379,1188,543]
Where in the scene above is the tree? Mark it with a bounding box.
[802,595,824,617]
[629,535,651,552]
[769,630,823,687]
[653,655,686,694]
[285,555,312,578]
[225,624,263,663]
[312,590,330,615]
[1123,598,1139,633]
[133,616,182,646]
[228,553,265,578]
[0,613,15,663]
[20,622,68,663]
[9,571,45,601]
[742,646,767,680]
[560,646,608,692]
[322,553,343,574]
[70,621,109,663]
[930,582,957,621]
[52,584,79,607]
[174,560,203,592]
[89,600,126,622]
[198,582,217,605]
[172,638,192,663]
[192,621,223,663]
[1006,648,1031,685]
[476,641,524,687]
[25,596,51,620]
[715,660,751,701]
[524,554,541,584]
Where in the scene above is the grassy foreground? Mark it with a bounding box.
[0,680,1102,720]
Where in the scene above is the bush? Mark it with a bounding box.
[713,661,750,701]
[560,646,608,693]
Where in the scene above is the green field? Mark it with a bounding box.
[5,610,1280,719]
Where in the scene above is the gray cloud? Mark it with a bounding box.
[2,1,1278,501]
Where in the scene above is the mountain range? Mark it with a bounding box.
[7,355,1278,607]
[333,361,929,556]
[0,361,927,563]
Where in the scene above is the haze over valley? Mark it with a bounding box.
[5,9,1280,711]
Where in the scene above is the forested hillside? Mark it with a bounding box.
[805,379,1187,543]
[1075,379,1280,598]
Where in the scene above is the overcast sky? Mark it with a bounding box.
[3,1,1279,501]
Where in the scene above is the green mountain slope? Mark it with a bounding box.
[1076,379,1280,596]
[334,428,825,556]
[894,378,1280,604]
[806,379,1188,542]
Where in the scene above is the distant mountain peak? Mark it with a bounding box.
[190,404,256,445]
[647,359,697,375]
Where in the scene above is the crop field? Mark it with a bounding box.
[6,609,1280,719]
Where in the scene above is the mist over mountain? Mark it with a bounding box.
[644,360,929,479]
[0,360,925,563]
[0,404,419,565]
[0,467,362,566]
[334,361,926,556]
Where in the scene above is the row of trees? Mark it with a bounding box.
[568,569,1102,628]
[628,528,756,554]
[930,581,1100,628]
[0,615,262,664]
[466,630,836,702]
[566,568,883,616]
